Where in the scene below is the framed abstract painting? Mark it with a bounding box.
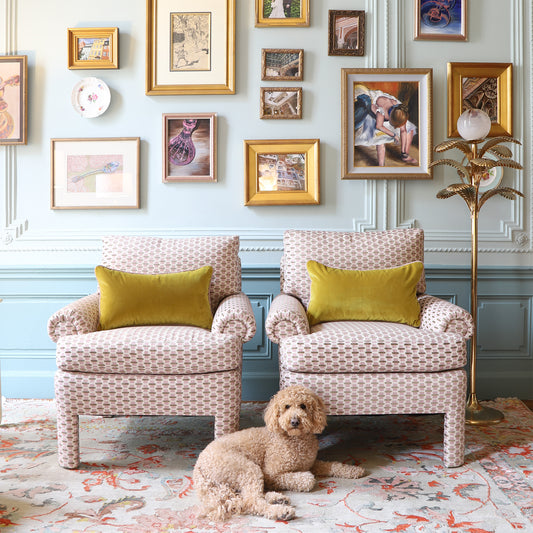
[414,0,467,41]
[0,55,27,145]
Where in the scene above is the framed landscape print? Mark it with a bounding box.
[0,55,27,145]
[414,0,467,41]
[261,49,303,81]
[146,0,235,95]
[67,27,119,69]
[260,88,302,119]
[341,68,433,179]
[255,0,309,27]
[328,10,365,56]
[447,62,512,137]
[51,138,140,209]
[163,113,216,182]
[244,139,319,205]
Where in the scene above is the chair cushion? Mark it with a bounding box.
[279,321,466,373]
[56,325,242,374]
[95,265,213,330]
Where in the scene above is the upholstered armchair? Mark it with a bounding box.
[266,229,474,468]
[48,235,256,469]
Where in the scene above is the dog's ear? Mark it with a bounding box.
[310,393,327,434]
[264,395,283,433]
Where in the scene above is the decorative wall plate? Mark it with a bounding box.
[71,77,111,118]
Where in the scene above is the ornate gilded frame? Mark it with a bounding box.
[67,27,119,69]
[255,0,309,27]
[328,10,365,56]
[261,49,303,81]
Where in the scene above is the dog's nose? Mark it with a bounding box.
[291,417,300,427]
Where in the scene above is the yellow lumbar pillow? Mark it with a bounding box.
[306,260,423,327]
[95,265,213,330]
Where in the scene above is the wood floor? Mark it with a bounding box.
[524,400,533,411]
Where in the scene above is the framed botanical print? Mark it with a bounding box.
[261,49,303,81]
[67,27,119,69]
[447,62,513,137]
[328,10,365,56]
[255,0,309,27]
[341,68,433,179]
[414,0,467,41]
[163,113,217,182]
[146,0,235,95]
[0,55,27,145]
[260,88,302,119]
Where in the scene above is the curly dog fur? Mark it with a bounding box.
[193,385,365,521]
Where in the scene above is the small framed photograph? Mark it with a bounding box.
[447,62,512,137]
[67,27,119,69]
[261,49,303,81]
[163,113,217,182]
[328,10,365,56]
[255,0,309,27]
[414,0,467,41]
[0,55,27,145]
[260,87,302,119]
[146,0,235,95]
[51,137,140,209]
[341,67,433,179]
[244,139,320,206]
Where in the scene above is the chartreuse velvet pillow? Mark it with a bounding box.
[95,265,213,330]
[306,260,423,327]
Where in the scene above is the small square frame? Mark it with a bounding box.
[260,87,302,119]
[255,0,309,27]
[414,0,467,41]
[68,27,119,69]
[328,10,365,56]
[0,55,27,145]
[261,49,303,81]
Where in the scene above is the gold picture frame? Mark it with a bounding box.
[255,0,309,27]
[328,10,365,56]
[67,27,119,69]
[260,87,302,120]
[146,0,235,95]
[0,55,27,145]
[447,62,513,137]
[261,49,303,81]
[244,139,320,206]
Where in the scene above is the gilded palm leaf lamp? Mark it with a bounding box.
[430,109,524,425]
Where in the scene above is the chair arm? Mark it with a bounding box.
[211,292,257,343]
[418,294,474,339]
[265,293,310,344]
[47,293,100,343]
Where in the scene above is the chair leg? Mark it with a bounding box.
[56,406,80,469]
[214,404,240,439]
[443,406,466,468]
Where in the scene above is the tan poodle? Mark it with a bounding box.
[193,385,365,521]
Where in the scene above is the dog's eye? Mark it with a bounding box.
[300,404,306,410]
[285,404,290,410]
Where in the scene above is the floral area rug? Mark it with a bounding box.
[0,397,532,532]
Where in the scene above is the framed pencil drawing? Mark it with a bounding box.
[447,62,512,137]
[341,68,433,179]
[0,55,27,145]
[260,87,302,119]
[67,27,119,69]
[328,10,365,56]
[414,0,467,41]
[261,49,303,81]
[51,137,140,209]
[255,0,309,27]
[244,139,319,205]
[163,113,216,182]
[146,0,235,95]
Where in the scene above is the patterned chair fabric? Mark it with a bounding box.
[265,229,474,468]
[48,235,256,469]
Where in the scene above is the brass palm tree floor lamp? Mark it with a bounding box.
[430,109,523,425]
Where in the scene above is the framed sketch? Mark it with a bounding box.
[261,49,303,81]
[244,139,320,206]
[255,0,309,27]
[341,68,433,179]
[0,55,27,145]
[67,27,119,69]
[146,0,235,95]
[260,87,302,119]
[163,113,216,182]
[51,138,140,209]
[447,62,512,137]
[328,10,365,56]
[414,0,467,41]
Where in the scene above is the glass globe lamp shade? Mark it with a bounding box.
[456,109,492,141]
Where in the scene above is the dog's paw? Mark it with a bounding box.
[345,465,366,479]
[265,491,291,505]
[266,503,295,521]
[297,471,316,492]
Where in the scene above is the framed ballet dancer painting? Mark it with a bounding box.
[163,113,217,182]
[341,68,433,180]
[414,0,467,41]
[0,55,27,145]
[255,0,309,27]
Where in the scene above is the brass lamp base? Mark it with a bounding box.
[465,394,504,425]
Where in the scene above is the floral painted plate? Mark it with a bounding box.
[71,77,111,118]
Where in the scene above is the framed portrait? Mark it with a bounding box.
[146,0,235,95]
[328,10,365,56]
[51,137,140,209]
[260,87,302,119]
[414,0,467,41]
[244,139,319,206]
[447,62,512,137]
[261,49,303,81]
[163,113,216,182]
[341,68,433,179]
[67,27,119,69]
[0,55,27,145]
[255,0,309,27]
